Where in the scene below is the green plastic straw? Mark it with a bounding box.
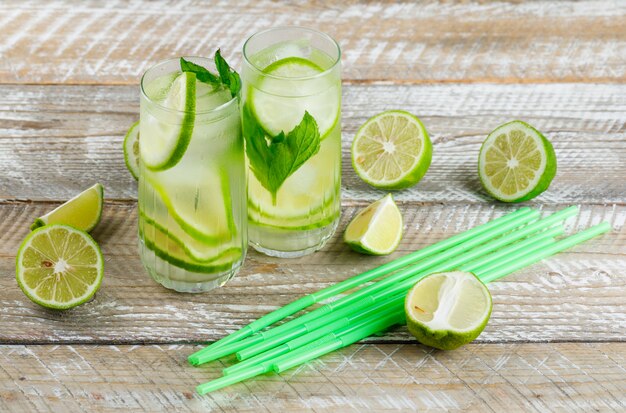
[237,208,574,361]
[194,220,609,394]
[269,222,610,375]
[188,207,534,364]
[233,224,561,370]
[223,291,407,376]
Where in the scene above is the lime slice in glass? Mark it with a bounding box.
[249,57,340,139]
[141,72,196,171]
[478,120,557,203]
[352,110,432,190]
[405,271,492,350]
[30,183,104,232]
[123,121,140,180]
[141,221,241,274]
[16,224,104,310]
[344,193,403,255]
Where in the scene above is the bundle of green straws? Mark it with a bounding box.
[188,206,610,394]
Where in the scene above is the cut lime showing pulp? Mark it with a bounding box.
[344,194,403,255]
[352,110,432,190]
[123,121,140,180]
[405,271,492,350]
[141,72,196,171]
[16,224,104,310]
[478,120,556,203]
[30,183,104,232]
[249,57,340,139]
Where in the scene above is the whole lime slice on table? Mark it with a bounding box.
[352,110,432,190]
[344,194,403,255]
[478,120,556,202]
[30,183,104,232]
[140,71,196,171]
[405,271,492,350]
[248,57,340,139]
[16,224,104,310]
[123,121,140,180]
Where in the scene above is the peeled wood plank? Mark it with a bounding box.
[1,1,625,84]
[0,202,623,344]
[0,343,624,412]
[1,83,625,203]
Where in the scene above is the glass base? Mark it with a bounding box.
[248,217,339,258]
[139,241,243,293]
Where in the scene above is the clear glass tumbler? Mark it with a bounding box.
[242,27,342,258]
[138,57,247,292]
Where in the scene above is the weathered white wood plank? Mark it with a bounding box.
[0,1,625,84]
[0,202,623,343]
[1,83,625,203]
[0,343,624,412]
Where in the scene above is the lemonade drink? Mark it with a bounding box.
[138,56,246,292]
[242,27,342,257]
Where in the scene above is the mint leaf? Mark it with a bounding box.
[214,49,241,98]
[243,105,321,203]
[180,57,220,84]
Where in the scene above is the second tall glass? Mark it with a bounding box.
[242,27,342,257]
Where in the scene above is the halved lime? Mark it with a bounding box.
[141,221,241,274]
[140,72,196,171]
[405,271,492,350]
[352,110,432,190]
[344,194,403,255]
[478,120,556,202]
[30,183,104,232]
[123,121,140,180]
[248,57,340,139]
[16,224,104,310]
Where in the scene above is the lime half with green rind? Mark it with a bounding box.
[352,110,432,190]
[141,72,196,171]
[31,183,104,232]
[16,224,104,310]
[405,271,492,351]
[478,120,556,203]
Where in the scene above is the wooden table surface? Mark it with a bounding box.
[1,1,625,411]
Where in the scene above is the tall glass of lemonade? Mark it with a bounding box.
[242,27,341,257]
[138,56,246,292]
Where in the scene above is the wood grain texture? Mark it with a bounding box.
[1,1,626,84]
[1,83,625,203]
[0,202,623,344]
[0,343,624,412]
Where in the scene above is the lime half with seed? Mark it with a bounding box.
[123,121,140,180]
[30,183,104,232]
[478,120,556,203]
[352,110,432,190]
[344,193,403,255]
[405,271,492,350]
[16,224,104,310]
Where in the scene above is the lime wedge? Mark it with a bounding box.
[405,271,492,350]
[16,224,104,310]
[352,110,432,190]
[249,57,340,139]
[31,183,104,232]
[344,194,403,255]
[140,221,241,274]
[478,120,557,202]
[141,72,196,171]
[123,121,140,180]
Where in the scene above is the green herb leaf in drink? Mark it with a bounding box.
[180,50,241,98]
[243,104,321,204]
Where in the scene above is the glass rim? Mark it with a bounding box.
[140,56,239,116]
[242,26,341,81]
